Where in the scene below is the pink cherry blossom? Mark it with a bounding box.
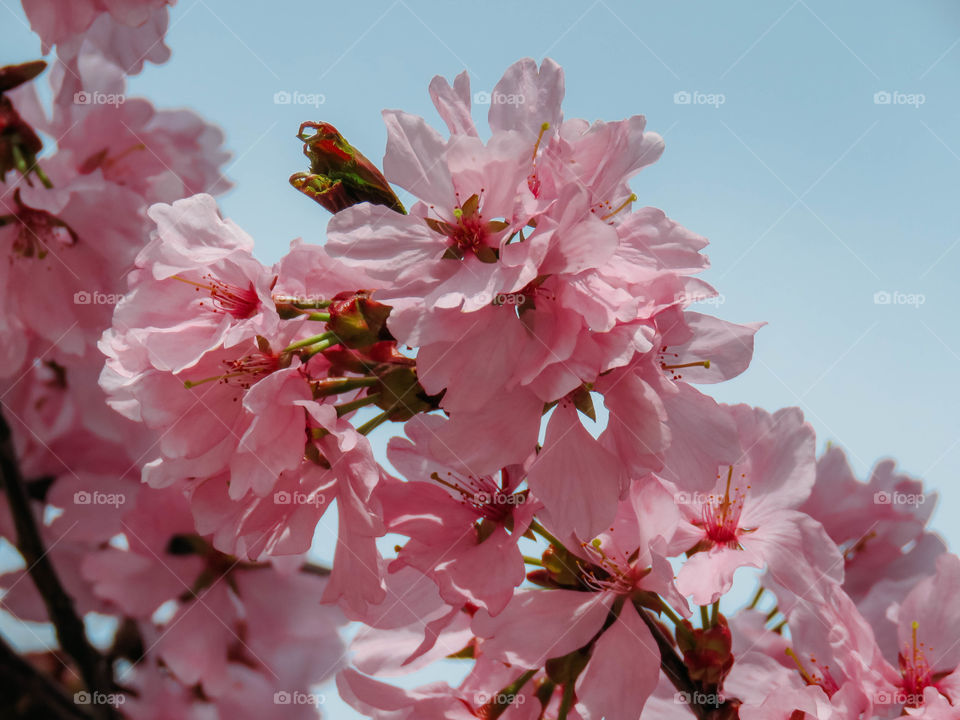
[671,405,842,605]
[381,413,538,614]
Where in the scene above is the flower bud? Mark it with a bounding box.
[327,291,392,349]
[290,121,404,214]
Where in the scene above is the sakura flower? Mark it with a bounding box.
[184,402,387,616]
[671,404,843,605]
[882,553,960,712]
[337,662,541,720]
[381,414,538,615]
[800,445,939,602]
[471,481,687,719]
[60,98,231,203]
[106,193,279,375]
[23,0,174,79]
[1,154,149,369]
[767,583,900,718]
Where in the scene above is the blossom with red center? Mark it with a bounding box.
[378,414,538,615]
[105,193,279,375]
[1,151,150,369]
[885,553,960,710]
[472,481,687,720]
[799,445,940,603]
[670,405,843,606]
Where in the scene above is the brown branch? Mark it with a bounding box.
[0,409,119,720]
[0,633,95,720]
[636,605,709,720]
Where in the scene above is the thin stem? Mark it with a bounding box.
[747,585,765,610]
[635,604,708,720]
[0,633,94,719]
[659,599,695,645]
[486,668,538,719]
[556,679,577,720]
[765,605,780,623]
[305,311,331,321]
[710,600,719,626]
[300,562,332,576]
[521,555,544,566]
[700,605,710,628]
[528,519,566,551]
[0,410,119,720]
[284,331,337,353]
[356,408,393,435]
[314,376,380,397]
[335,393,382,416]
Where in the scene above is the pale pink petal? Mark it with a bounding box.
[575,602,660,720]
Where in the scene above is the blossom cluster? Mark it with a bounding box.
[0,3,955,720]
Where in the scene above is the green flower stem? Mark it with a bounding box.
[556,679,577,720]
[316,376,380,397]
[659,599,696,645]
[528,519,566,551]
[486,668,538,720]
[356,408,393,435]
[335,393,382,416]
[284,331,338,353]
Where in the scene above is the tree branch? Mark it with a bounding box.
[0,409,119,720]
[0,633,96,720]
[636,605,708,720]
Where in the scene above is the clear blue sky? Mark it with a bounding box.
[3,1,960,717]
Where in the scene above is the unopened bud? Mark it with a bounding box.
[290,121,404,214]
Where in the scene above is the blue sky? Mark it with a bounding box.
[3,0,960,716]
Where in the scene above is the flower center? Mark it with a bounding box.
[173,273,260,319]
[590,193,638,222]
[183,350,281,392]
[2,190,78,259]
[426,191,508,264]
[699,467,749,548]
[430,471,516,523]
[899,621,935,707]
[527,121,550,197]
[579,539,649,596]
[785,647,841,697]
[659,345,711,382]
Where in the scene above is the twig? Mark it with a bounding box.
[0,633,94,719]
[636,604,708,720]
[0,409,119,720]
